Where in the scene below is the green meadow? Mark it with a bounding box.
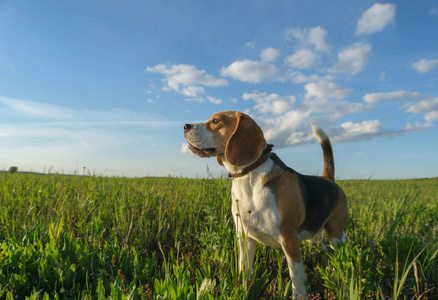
[0,173,437,299]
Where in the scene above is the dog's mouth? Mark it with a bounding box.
[187,143,216,157]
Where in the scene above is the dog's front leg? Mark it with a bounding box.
[281,236,308,299]
[237,230,257,280]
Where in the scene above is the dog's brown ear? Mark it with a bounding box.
[216,156,224,166]
[225,113,266,166]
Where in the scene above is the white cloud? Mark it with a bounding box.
[181,86,205,97]
[284,49,319,70]
[412,59,438,73]
[304,81,353,100]
[340,119,380,134]
[186,97,205,103]
[240,86,370,147]
[220,59,280,83]
[429,7,438,16]
[424,111,438,121]
[300,81,369,122]
[257,110,311,147]
[363,90,424,104]
[363,91,438,123]
[304,98,369,122]
[331,118,431,143]
[333,120,386,142]
[405,122,433,131]
[287,71,336,84]
[207,96,223,104]
[406,97,438,121]
[356,3,396,35]
[285,26,329,51]
[180,143,193,155]
[308,27,330,51]
[243,92,296,115]
[258,111,425,147]
[275,120,389,145]
[286,130,316,145]
[245,41,255,49]
[329,42,371,75]
[260,47,280,63]
[146,64,227,97]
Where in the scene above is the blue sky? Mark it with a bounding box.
[1,1,437,179]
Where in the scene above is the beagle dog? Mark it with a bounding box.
[184,111,348,299]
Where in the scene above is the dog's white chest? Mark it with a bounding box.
[231,161,282,248]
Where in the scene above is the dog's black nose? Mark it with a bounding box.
[184,123,193,131]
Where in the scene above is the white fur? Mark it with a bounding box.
[311,124,329,143]
[230,158,283,277]
[220,155,247,174]
[285,259,307,299]
[229,158,309,298]
[185,122,216,149]
[232,158,282,248]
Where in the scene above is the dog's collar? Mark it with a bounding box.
[227,144,274,179]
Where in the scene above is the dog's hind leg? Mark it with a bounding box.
[324,212,347,247]
[324,191,348,247]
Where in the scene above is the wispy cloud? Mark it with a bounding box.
[363,91,438,124]
[207,96,223,105]
[243,92,296,115]
[329,42,372,75]
[284,49,319,70]
[260,47,280,63]
[146,64,227,97]
[0,96,76,120]
[283,26,329,71]
[405,97,438,121]
[0,96,176,167]
[304,81,353,100]
[180,143,192,155]
[356,3,396,35]
[363,91,423,104]
[412,59,438,73]
[0,96,170,125]
[241,87,372,148]
[220,59,280,83]
[281,119,402,145]
[285,26,330,51]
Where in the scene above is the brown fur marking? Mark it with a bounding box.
[320,139,335,181]
[265,153,347,241]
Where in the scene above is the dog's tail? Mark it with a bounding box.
[311,124,335,182]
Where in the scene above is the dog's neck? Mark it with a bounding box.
[220,144,274,179]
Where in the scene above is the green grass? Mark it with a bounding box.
[0,173,437,299]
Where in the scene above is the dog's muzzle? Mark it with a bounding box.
[183,123,216,157]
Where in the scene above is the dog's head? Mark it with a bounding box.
[184,111,266,166]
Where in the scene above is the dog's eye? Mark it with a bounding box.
[212,118,220,124]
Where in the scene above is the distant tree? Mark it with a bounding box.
[8,166,18,174]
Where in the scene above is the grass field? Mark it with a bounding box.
[0,173,437,299]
